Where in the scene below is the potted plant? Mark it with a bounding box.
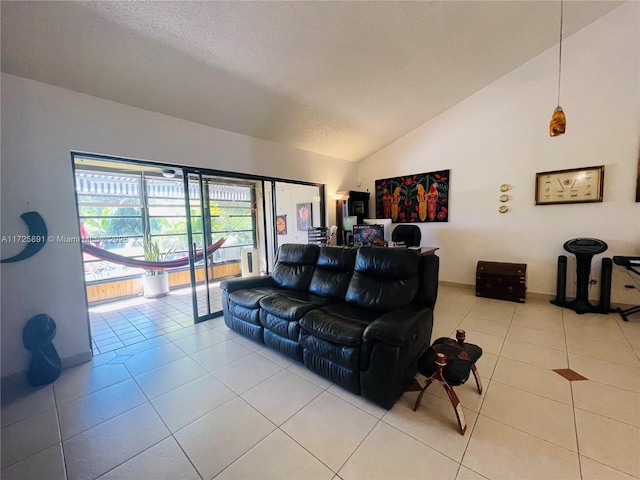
[140,232,174,298]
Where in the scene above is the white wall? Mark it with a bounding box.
[358,3,640,303]
[0,74,358,377]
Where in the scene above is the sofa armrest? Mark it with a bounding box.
[416,254,439,308]
[363,306,431,346]
[220,275,276,293]
[360,305,434,403]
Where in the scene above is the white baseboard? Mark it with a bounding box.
[1,350,93,391]
[438,280,636,311]
[61,350,93,369]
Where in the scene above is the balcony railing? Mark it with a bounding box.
[86,260,241,304]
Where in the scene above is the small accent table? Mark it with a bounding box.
[408,330,482,435]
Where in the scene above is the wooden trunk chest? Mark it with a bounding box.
[476,261,527,303]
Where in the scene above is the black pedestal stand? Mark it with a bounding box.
[551,238,612,315]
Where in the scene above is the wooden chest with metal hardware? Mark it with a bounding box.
[476,261,527,303]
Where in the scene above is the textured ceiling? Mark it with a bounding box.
[1,1,624,161]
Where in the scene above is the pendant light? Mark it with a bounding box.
[550,0,566,137]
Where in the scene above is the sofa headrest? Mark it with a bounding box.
[272,244,320,290]
[345,247,420,310]
[315,246,356,269]
[309,247,356,299]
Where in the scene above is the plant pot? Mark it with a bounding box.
[142,272,169,298]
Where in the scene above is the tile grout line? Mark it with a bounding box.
[562,309,585,480]
[613,314,640,361]
[276,427,339,477]
[51,382,71,480]
[0,406,66,475]
[457,301,513,472]
[215,393,335,478]
[473,305,602,468]
[378,406,475,468]
[323,393,382,477]
[126,364,204,480]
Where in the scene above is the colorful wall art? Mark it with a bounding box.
[276,215,287,235]
[375,170,449,223]
[296,203,312,231]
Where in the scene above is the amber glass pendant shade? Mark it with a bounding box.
[550,0,566,138]
[549,106,566,137]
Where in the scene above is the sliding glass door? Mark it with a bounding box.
[73,153,326,327]
[184,171,258,322]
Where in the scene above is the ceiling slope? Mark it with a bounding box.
[1,1,624,161]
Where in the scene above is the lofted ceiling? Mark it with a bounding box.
[1,1,624,162]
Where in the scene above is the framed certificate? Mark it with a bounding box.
[535,166,604,205]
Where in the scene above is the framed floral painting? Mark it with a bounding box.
[375,170,449,223]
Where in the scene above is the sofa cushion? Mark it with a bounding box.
[264,330,302,360]
[345,247,420,311]
[260,292,331,320]
[302,348,360,393]
[300,332,361,371]
[230,317,262,341]
[271,244,320,290]
[228,287,283,309]
[300,303,381,347]
[261,312,302,340]
[308,247,356,299]
[229,303,261,326]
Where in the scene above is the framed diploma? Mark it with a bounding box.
[535,166,604,205]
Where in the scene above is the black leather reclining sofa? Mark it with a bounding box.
[220,244,439,409]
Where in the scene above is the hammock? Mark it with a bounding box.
[81,237,226,270]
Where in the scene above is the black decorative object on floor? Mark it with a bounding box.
[23,314,61,386]
[552,238,612,314]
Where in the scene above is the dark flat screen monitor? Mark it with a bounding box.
[342,216,358,233]
[342,216,358,244]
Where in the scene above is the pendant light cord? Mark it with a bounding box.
[557,0,564,107]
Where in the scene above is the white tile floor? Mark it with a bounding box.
[89,284,223,354]
[2,285,640,480]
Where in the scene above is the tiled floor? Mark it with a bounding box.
[2,285,640,480]
[89,284,223,354]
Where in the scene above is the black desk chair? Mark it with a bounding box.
[392,225,421,247]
